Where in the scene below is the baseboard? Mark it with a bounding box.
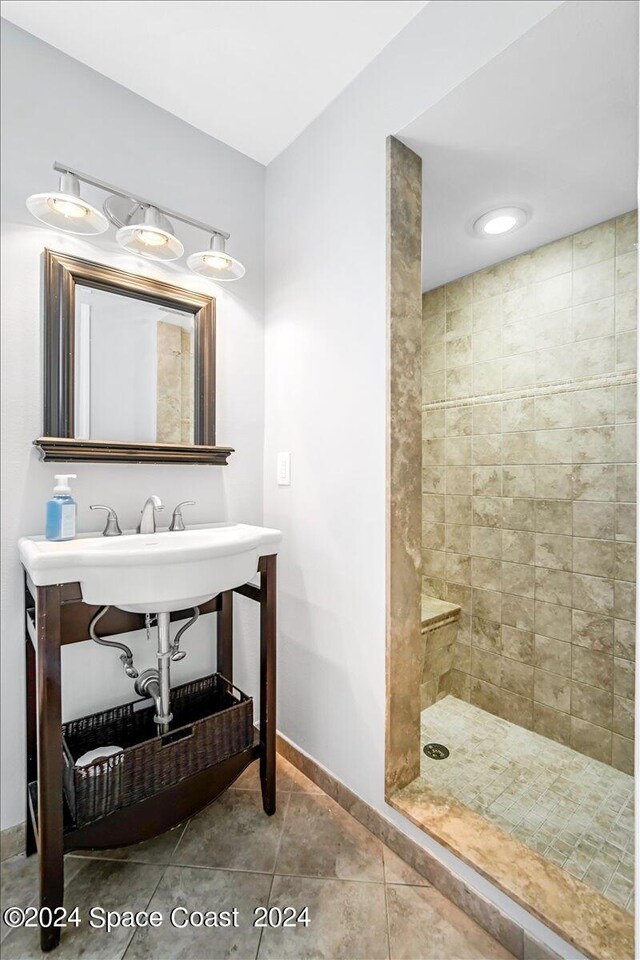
[0,821,24,862]
[276,733,565,960]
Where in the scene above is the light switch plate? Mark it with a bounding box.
[277,451,291,485]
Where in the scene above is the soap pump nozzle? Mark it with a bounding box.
[53,474,77,495]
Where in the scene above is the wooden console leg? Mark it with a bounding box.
[25,630,37,857]
[217,590,233,683]
[36,585,64,952]
[259,555,277,815]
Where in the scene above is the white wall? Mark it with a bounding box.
[0,21,265,829]
[263,0,586,951]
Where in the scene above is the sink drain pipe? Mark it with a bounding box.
[88,606,138,679]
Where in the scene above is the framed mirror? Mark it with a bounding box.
[35,250,233,464]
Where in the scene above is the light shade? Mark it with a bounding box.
[474,206,529,237]
[26,173,109,235]
[187,233,245,281]
[116,206,184,261]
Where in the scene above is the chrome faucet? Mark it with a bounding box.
[169,500,196,532]
[137,495,164,534]
[90,504,122,537]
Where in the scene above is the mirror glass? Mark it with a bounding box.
[73,286,194,444]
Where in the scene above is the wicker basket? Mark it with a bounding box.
[63,673,253,827]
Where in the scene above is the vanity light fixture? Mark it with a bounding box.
[115,205,184,261]
[26,162,245,279]
[474,206,529,237]
[187,232,246,281]
[26,171,109,235]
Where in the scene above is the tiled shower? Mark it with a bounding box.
[421,212,637,774]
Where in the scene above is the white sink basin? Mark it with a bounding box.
[19,522,282,614]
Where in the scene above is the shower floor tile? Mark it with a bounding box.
[420,696,634,913]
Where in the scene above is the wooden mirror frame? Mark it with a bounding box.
[35,249,233,465]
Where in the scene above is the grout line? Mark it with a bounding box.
[255,791,291,960]
[121,862,169,960]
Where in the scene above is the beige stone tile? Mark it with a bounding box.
[535,534,572,571]
[473,434,502,466]
[573,538,615,578]
[423,438,445,466]
[614,619,635,661]
[615,383,637,424]
[502,562,535,599]
[497,689,534,729]
[423,549,446,579]
[446,406,472,436]
[472,617,502,652]
[615,423,636,465]
[616,464,636,502]
[613,695,634,738]
[502,354,536,390]
[613,657,635,701]
[446,334,472,369]
[502,397,535,432]
[533,702,571,747]
[471,648,503,686]
[501,498,535,531]
[422,468,445,497]
[534,393,572,430]
[616,252,638,296]
[536,347,572,384]
[570,716,612,764]
[534,236,573,280]
[424,314,446,349]
[473,402,502,435]
[474,264,504,301]
[571,610,614,653]
[386,882,513,960]
[535,568,572,607]
[473,590,502,624]
[474,359,502,395]
[446,366,473,400]
[573,220,616,269]
[572,386,615,427]
[471,526,502,560]
[473,467,501,497]
[536,465,573,500]
[446,306,473,338]
[445,524,470,555]
[501,530,534,565]
[503,466,535,498]
[616,293,637,343]
[275,794,384,882]
[614,580,635,621]
[572,574,614,617]
[424,340,445,372]
[424,286,446,316]
[423,409,446,438]
[615,210,637,256]
[445,437,472,466]
[445,276,472,311]
[534,600,571,642]
[445,495,471,525]
[534,635,571,677]
[503,285,535,324]
[501,626,534,665]
[535,428,573,463]
[502,595,534,631]
[502,659,533,699]
[571,647,613,691]
[474,327,503,363]
[572,463,616,500]
[503,320,536,356]
[471,557,501,591]
[423,494,445,523]
[572,336,616,379]
[502,431,536,465]
[445,553,471,585]
[611,734,634,775]
[535,500,572,535]
[501,251,535,292]
[534,669,570,712]
[536,273,571,314]
[423,521,445,551]
[535,309,572,349]
[572,425,615,463]
[616,331,637,372]
[572,502,615,539]
[383,846,430,887]
[472,497,501,528]
[570,681,613,729]
[573,259,615,305]
[473,296,502,330]
[259,875,388,960]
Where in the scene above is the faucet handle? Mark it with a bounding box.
[90,504,122,537]
[169,500,196,532]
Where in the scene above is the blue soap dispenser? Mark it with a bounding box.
[46,474,77,541]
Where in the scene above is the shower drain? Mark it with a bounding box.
[423,742,450,760]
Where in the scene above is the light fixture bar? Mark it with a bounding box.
[53,161,230,240]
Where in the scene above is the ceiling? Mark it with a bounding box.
[1,0,427,165]
[398,0,638,291]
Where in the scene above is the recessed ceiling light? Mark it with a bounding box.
[474,206,529,238]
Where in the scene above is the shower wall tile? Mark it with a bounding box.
[422,211,638,768]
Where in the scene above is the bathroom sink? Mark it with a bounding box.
[19,522,282,614]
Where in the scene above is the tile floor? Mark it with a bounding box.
[1,755,514,959]
[420,696,635,912]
